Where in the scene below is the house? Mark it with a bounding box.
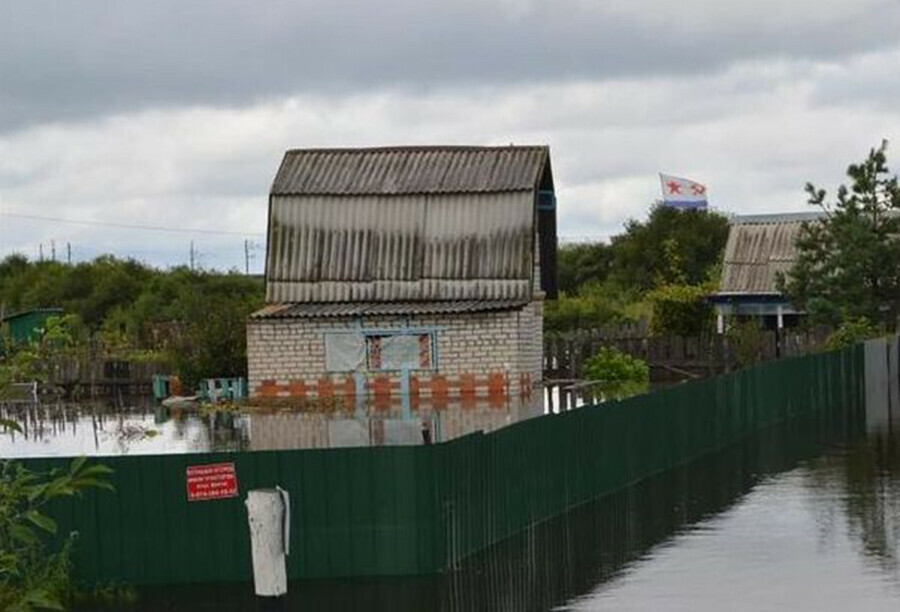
[247,145,557,405]
[710,212,823,331]
[0,307,63,348]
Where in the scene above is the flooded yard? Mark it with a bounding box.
[53,409,900,611]
[0,396,545,457]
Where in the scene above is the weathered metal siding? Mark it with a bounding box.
[266,192,534,302]
[271,146,548,195]
[719,218,812,294]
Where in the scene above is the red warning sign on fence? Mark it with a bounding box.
[186,463,239,502]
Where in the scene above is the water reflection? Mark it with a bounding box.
[802,426,900,585]
[0,396,544,457]
[562,424,900,612]
[0,399,248,457]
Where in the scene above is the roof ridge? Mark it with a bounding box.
[283,144,549,155]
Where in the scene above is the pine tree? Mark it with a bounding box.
[780,141,900,329]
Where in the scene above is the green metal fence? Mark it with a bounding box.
[24,345,864,585]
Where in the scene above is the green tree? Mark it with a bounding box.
[609,205,730,292]
[646,283,714,336]
[168,273,264,387]
[557,242,614,295]
[781,141,900,328]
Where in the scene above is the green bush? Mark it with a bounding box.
[544,294,622,333]
[726,319,765,368]
[824,317,878,351]
[583,346,650,400]
[646,284,713,336]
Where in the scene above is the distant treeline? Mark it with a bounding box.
[0,254,264,385]
[551,206,730,333]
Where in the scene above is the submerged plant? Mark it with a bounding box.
[583,346,650,401]
[0,456,114,611]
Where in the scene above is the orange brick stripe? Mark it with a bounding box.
[253,372,512,403]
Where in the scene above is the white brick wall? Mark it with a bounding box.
[247,305,543,398]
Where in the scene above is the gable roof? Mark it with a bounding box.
[718,212,824,296]
[270,145,550,196]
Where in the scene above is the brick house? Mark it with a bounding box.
[247,145,557,406]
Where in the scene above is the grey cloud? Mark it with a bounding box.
[3,0,900,132]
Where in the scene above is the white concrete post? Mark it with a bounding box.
[716,313,725,335]
[776,305,784,330]
[246,488,290,600]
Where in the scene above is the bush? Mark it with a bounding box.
[544,294,622,333]
[824,317,878,351]
[583,346,650,400]
[646,284,713,336]
[0,457,114,611]
[726,319,765,368]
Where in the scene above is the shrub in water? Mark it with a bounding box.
[583,346,650,401]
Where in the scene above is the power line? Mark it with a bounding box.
[0,211,266,237]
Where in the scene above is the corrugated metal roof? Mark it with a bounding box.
[266,191,536,302]
[250,300,529,319]
[270,146,549,196]
[718,214,823,295]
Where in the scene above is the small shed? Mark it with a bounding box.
[247,145,558,405]
[1,308,63,347]
[711,212,823,330]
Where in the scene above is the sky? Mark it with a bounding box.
[2,0,900,272]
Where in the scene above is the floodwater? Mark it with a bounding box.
[71,410,900,611]
[0,396,545,457]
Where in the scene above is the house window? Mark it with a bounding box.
[366,333,434,371]
[324,331,437,372]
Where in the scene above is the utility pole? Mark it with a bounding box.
[39,243,43,262]
[245,239,250,275]
[190,241,195,271]
[67,242,72,265]
[51,240,56,261]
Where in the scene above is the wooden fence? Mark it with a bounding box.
[544,327,833,383]
[50,355,167,398]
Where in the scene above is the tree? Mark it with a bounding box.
[780,141,900,328]
[646,283,714,336]
[609,205,730,292]
[557,242,614,295]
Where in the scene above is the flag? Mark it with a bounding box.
[659,173,708,209]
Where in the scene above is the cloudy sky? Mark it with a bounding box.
[2,0,900,272]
